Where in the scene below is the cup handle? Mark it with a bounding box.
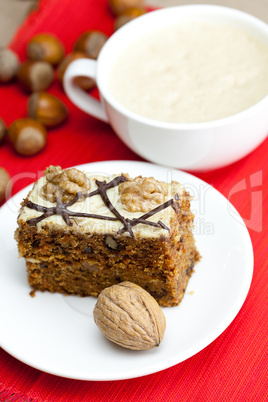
[63,58,109,123]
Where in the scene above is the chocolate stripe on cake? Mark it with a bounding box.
[65,175,128,207]
[25,176,178,236]
[117,199,174,235]
[25,199,119,227]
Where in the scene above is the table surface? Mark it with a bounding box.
[0,0,268,46]
[0,0,267,401]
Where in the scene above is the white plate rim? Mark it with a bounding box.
[0,160,254,381]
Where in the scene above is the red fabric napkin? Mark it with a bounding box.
[0,0,267,400]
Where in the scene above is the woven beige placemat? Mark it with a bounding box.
[149,0,268,22]
[0,0,267,47]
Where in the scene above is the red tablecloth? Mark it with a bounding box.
[0,0,267,400]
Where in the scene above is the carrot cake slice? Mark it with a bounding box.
[15,165,200,307]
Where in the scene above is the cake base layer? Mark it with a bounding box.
[16,221,200,307]
[26,255,198,307]
[15,169,201,307]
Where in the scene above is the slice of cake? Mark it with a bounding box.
[15,165,200,307]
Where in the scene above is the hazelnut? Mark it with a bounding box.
[8,118,47,156]
[114,7,146,30]
[17,60,54,93]
[27,33,65,66]
[108,0,144,16]
[57,52,95,90]
[0,118,7,143]
[0,167,10,204]
[28,92,68,127]
[74,31,108,60]
[0,48,20,83]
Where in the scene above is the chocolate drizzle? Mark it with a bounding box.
[25,174,178,237]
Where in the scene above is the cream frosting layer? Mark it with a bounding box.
[18,172,187,238]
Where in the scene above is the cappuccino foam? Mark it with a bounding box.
[108,22,268,123]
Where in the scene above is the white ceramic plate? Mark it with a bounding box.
[0,161,253,381]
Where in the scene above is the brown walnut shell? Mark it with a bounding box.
[93,281,166,350]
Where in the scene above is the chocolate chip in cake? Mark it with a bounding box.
[84,247,92,254]
[186,259,195,276]
[32,239,40,248]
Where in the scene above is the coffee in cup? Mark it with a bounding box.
[63,5,268,171]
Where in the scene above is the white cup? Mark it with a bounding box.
[64,5,268,171]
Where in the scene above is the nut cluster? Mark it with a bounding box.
[0,1,147,186]
[119,176,168,212]
[0,34,69,156]
[40,165,91,203]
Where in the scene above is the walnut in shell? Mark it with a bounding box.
[93,281,166,350]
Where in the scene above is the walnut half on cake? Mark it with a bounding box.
[15,165,200,307]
